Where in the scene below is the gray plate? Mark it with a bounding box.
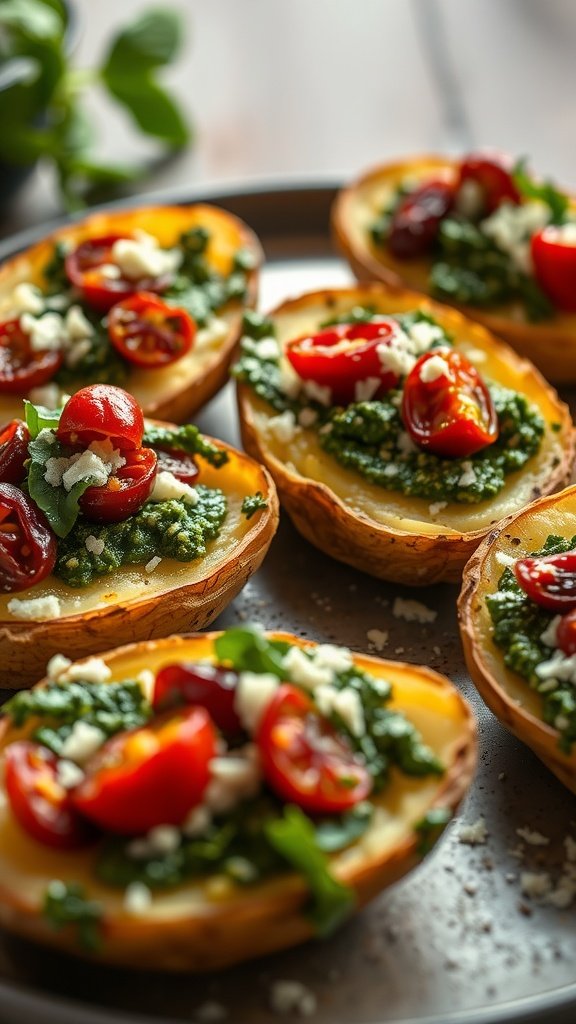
[1,184,575,1024]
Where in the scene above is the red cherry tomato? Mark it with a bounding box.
[5,742,94,849]
[0,318,63,395]
[458,152,520,213]
[78,447,157,524]
[285,320,400,405]
[514,551,576,612]
[65,235,173,312]
[531,226,576,312]
[108,293,195,369]
[257,684,372,814]
[557,609,576,655]
[388,180,454,259]
[71,707,216,834]
[0,483,56,593]
[56,384,144,450]
[153,663,242,735]
[155,448,199,485]
[0,419,30,485]
[402,349,498,458]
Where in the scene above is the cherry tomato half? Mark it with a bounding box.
[557,609,576,655]
[5,741,94,849]
[108,293,195,369]
[0,419,30,485]
[57,384,144,450]
[458,152,520,213]
[388,180,454,259]
[402,349,498,458]
[72,707,217,834]
[531,226,576,312]
[153,662,242,736]
[285,320,400,405]
[0,483,56,593]
[65,235,173,312]
[0,318,63,395]
[257,684,372,814]
[79,447,157,524]
[155,448,199,485]
[514,551,576,612]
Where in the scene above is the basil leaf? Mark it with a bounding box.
[24,399,62,438]
[214,626,289,679]
[266,806,355,936]
[103,78,189,147]
[43,881,103,951]
[513,158,569,225]
[26,431,95,538]
[314,803,373,853]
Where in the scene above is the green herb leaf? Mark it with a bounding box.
[241,492,268,519]
[43,881,103,951]
[214,626,289,679]
[24,399,62,438]
[266,806,355,936]
[103,77,189,147]
[313,803,373,853]
[513,158,569,225]
[26,432,97,538]
[142,424,228,468]
[415,807,452,855]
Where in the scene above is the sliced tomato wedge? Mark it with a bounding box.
[388,180,454,258]
[78,446,157,524]
[0,318,63,395]
[56,384,144,450]
[285,320,400,405]
[514,551,576,612]
[402,349,498,458]
[65,235,173,312]
[531,226,576,312]
[153,663,242,735]
[154,448,199,485]
[108,293,195,369]
[0,419,30,485]
[458,152,520,213]
[5,741,94,849]
[71,707,217,834]
[0,482,56,592]
[257,684,372,814]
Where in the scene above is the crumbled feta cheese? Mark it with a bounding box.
[235,672,280,732]
[124,881,152,916]
[146,824,181,855]
[429,501,448,517]
[183,804,212,838]
[520,871,552,899]
[419,354,450,383]
[458,461,477,488]
[267,410,299,444]
[282,645,333,689]
[367,628,388,651]
[277,361,302,399]
[457,817,488,845]
[376,342,415,378]
[28,383,63,409]
[7,595,61,620]
[354,376,381,402]
[535,649,576,686]
[65,304,93,341]
[85,535,105,556]
[11,282,45,316]
[99,262,121,280]
[298,407,318,428]
[495,551,516,567]
[204,746,261,813]
[516,827,550,847]
[136,669,155,700]
[269,980,317,1017]
[151,470,198,506]
[540,615,561,648]
[481,200,550,273]
[195,317,229,350]
[86,439,126,473]
[397,431,417,456]
[111,235,182,280]
[313,644,353,673]
[56,759,85,790]
[303,380,332,406]
[61,657,111,685]
[407,320,444,351]
[60,721,106,763]
[46,653,72,679]
[252,336,280,360]
[145,556,162,573]
[382,463,398,477]
[61,450,111,491]
[20,311,65,352]
[64,337,92,369]
[315,684,365,736]
[455,179,484,219]
[392,597,437,624]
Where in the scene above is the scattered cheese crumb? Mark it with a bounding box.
[457,817,488,846]
[458,460,477,488]
[282,645,333,689]
[85,535,105,556]
[303,380,332,406]
[392,597,437,624]
[429,501,448,517]
[516,827,550,847]
[11,282,45,316]
[540,616,561,648]
[145,556,162,573]
[151,470,198,506]
[367,628,388,651]
[123,881,153,916]
[136,669,155,701]
[146,824,181,855]
[269,980,317,1017]
[61,657,111,685]
[495,551,516,568]
[7,594,61,620]
[46,653,72,679]
[235,672,280,732]
[267,410,299,444]
[315,685,364,736]
[56,759,85,790]
[60,721,106,763]
[419,354,450,383]
[112,234,181,280]
[354,376,381,401]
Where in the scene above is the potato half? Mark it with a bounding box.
[0,204,262,423]
[237,284,575,585]
[0,433,278,686]
[0,631,476,970]
[332,156,576,383]
[459,485,576,792]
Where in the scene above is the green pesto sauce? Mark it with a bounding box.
[54,486,228,587]
[234,313,545,505]
[486,534,576,751]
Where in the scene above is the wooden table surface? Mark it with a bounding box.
[1,0,576,237]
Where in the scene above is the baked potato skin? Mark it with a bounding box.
[458,486,576,792]
[0,633,477,970]
[237,284,575,586]
[0,204,263,423]
[0,440,279,687]
[332,155,576,383]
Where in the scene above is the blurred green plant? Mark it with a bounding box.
[0,0,191,208]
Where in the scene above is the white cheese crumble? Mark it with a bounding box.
[396,431,417,456]
[7,594,61,620]
[392,597,437,624]
[367,628,388,651]
[354,376,381,402]
[535,649,576,687]
[11,282,45,316]
[455,179,484,219]
[56,759,85,790]
[146,824,181,855]
[269,980,317,1017]
[136,669,155,701]
[195,317,229,350]
[298,407,318,428]
[313,644,353,673]
[60,721,106,763]
[20,311,67,352]
[540,616,561,648]
[419,353,450,383]
[516,827,550,847]
[481,200,550,273]
[376,341,415,379]
[457,817,488,846]
[458,461,477,488]
[282,645,333,690]
[65,304,93,341]
[267,410,299,444]
[85,535,105,556]
[315,684,365,736]
[123,881,153,916]
[429,501,448,517]
[145,556,162,573]
[495,551,516,568]
[46,653,72,679]
[183,804,212,838]
[302,380,332,406]
[235,672,280,733]
[111,232,182,281]
[406,320,444,351]
[151,470,198,506]
[204,746,261,814]
[60,657,111,685]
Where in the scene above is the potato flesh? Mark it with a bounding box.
[0,636,470,922]
[258,291,568,535]
[0,205,251,422]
